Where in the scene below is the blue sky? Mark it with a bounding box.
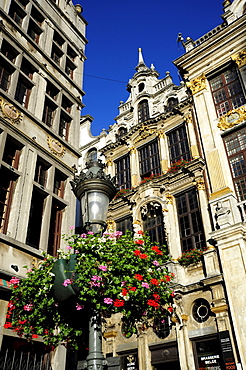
[76,0,223,136]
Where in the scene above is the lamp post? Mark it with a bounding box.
[70,160,117,370]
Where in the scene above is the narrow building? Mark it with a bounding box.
[79,1,246,368]
[0,0,87,369]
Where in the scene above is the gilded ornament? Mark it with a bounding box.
[47,135,66,157]
[231,49,246,68]
[157,131,165,139]
[0,98,22,124]
[106,219,115,231]
[129,146,137,154]
[194,178,205,190]
[166,194,173,205]
[106,159,113,166]
[186,73,207,95]
[210,304,228,314]
[217,106,246,131]
[134,126,155,143]
[184,114,192,124]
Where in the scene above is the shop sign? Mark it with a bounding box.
[121,354,138,370]
[218,331,236,370]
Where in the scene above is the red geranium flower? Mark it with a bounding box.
[167,306,173,313]
[134,274,143,281]
[147,299,159,308]
[135,239,144,245]
[114,299,124,307]
[139,253,148,259]
[121,288,128,296]
[150,278,159,286]
[129,287,137,291]
[134,250,141,256]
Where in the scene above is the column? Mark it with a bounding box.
[129,147,139,188]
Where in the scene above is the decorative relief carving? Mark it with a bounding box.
[184,114,192,124]
[210,304,228,314]
[0,98,22,124]
[106,219,115,231]
[186,73,207,95]
[217,106,246,131]
[129,146,137,154]
[231,49,246,68]
[157,131,165,139]
[194,178,205,190]
[166,194,173,205]
[106,159,113,166]
[47,136,66,157]
[134,125,156,143]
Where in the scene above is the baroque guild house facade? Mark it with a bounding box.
[0,0,87,369]
[79,1,246,369]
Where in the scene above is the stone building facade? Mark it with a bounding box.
[0,0,87,369]
[79,1,246,369]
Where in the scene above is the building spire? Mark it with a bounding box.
[138,48,145,65]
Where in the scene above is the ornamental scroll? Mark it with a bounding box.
[217,106,246,131]
[0,97,22,124]
[47,135,66,157]
[186,73,207,95]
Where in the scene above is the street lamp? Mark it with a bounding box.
[71,160,117,234]
[70,160,117,370]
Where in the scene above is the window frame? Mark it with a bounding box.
[115,154,131,190]
[138,139,161,179]
[167,124,191,163]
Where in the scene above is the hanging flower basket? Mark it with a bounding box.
[6,231,175,349]
[167,160,191,173]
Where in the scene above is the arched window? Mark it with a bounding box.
[116,127,127,140]
[138,99,149,123]
[165,97,178,113]
[141,202,166,246]
[86,148,97,162]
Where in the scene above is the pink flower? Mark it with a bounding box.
[142,282,150,288]
[75,250,79,254]
[91,275,102,281]
[99,265,107,271]
[67,246,72,250]
[153,260,159,266]
[63,279,72,287]
[80,233,87,238]
[24,304,33,311]
[76,303,84,310]
[69,226,75,230]
[10,277,20,285]
[104,298,113,304]
[87,231,94,235]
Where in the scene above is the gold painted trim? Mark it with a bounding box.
[231,49,246,68]
[103,331,117,338]
[134,126,156,143]
[133,220,141,225]
[171,317,179,323]
[181,314,188,321]
[47,136,66,157]
[106,159,113,166]
[209,187,233,200]
[129,146,137,154]
[186,73,206,95]
[0,97,22,124]
[106,220,115,231]
[218,106,246,131]
[210,304,228,314]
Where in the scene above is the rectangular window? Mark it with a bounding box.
[115,155,131,189]
[0,168,17,234]
[116,217,132,234]
[47,200,64,256]
[15,77,32,108]
[176,189,205,252]
[139,140,161,178]
[34,157,50,187]
[0,64,13,91]
[167,124,191,163]
[9,3,26,26]
[210,66,245,117]
[2,136,22,169]
[26,188,46,249]
[1,40,19,62]
[53,170,66,198]
[224,127,246,201]
[59,113,71,141]
[42,98,57,127]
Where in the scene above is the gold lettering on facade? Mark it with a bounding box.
[186,73,207,94]
[0,98,22,124]
[47,135,66,157]
[218,106,246,131]
[231,49,246,68]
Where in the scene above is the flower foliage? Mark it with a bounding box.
[7,231,174,349]
[177,248,204,267]
[114,188,132,199]
[167,159,191,173]
[140,173,161,185]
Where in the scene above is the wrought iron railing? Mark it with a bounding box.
[0,348,52,370]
